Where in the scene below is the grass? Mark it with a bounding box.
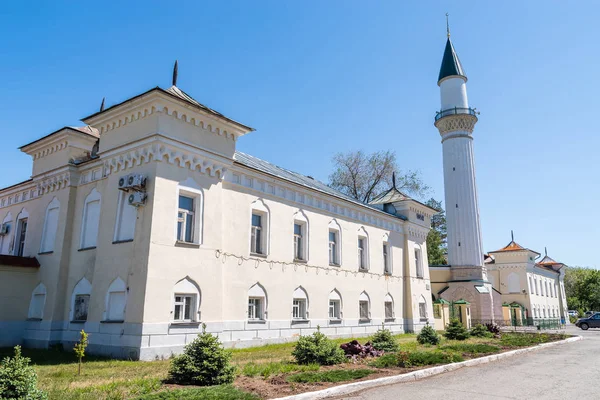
[500,333,565,347]
[440,343,500,354]
[240,361,319,378]
[133,386,259,400]
[286,369,375,383]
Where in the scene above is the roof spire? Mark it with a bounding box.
[511,230,514,242]
[392,172,397,189]
[446,13,450,38]
[172,60,178,86]
[100,97,105,112]
[545,247,548,256]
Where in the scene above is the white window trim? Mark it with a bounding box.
[418,295,428,320]
[173,294,197,322]
[384,293,395,320]
[14,208,29,257]
[172,277,201,322]
[292,286,309,320]
[357,227,369,271]
[40,197,60,253]
[414,246,424,278]
[79,189,101,250]
[175,181,203,245]
[250,200,270,256]
[328,289,343,320]
[113,190,137,243]
[293,211,309,261]
[383,233,392,275]
[328,219,342,266]
[359,291,371,321]
[70,278,92,322]
[103,277,127,322]
[248,282,268,321]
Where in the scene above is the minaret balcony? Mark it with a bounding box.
[434,107,477,122]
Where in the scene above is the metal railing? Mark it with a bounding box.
[471,318,565,330]
[434,107,478,121]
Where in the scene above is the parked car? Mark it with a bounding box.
[568,310,579,317]
[575,313,600,330]
[584,311,597,317]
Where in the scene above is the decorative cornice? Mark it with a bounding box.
[435,114,477,137]
[36,172,71,195]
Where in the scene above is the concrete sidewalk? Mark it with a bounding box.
[334,327,594,400]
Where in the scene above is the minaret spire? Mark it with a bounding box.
[511,230,514,242]
[100,97,105,112]
[545,247,548,257]
[172,60,178,86]
[392,172,397,189]
[446,13,450,38]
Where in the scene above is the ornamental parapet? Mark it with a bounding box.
[434,107,478,136]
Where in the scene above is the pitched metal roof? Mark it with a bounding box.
[368,187,411,205]
[233,151,408,221]
[19,126,99,150]
[489,240,541,256]
[438,38,466,83]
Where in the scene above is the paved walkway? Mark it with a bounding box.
[334,326,597,400]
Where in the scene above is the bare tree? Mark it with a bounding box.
[328,150,429,203]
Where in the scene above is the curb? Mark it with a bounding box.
[274,336,582,400]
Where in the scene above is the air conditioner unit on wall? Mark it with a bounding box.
[0,223,9,235]
[118,174,131,191]
[127,174,146,191]
[128,192,147,207]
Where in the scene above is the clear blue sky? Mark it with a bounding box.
[0,2,597,267]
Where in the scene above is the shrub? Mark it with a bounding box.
[370,350,463,368]
[417,323,441,345]
[470,324,493,338]
[444,319,470,341]
[168,324,235,386]
[340,340,383,360]
[73,330,89,375]
[286,369,375,383]
[485,323,501,337]
[441,343,500,354]
[371,326,400,352]
[0,346,47,400]
[292,327,346,365]
[369,353,400,368]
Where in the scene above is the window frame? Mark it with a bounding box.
[80,189,101,250]
[293,222,306,261]
[251,213,264,255]
[419,300,427,320]
[328,289,342,320]
[383,242,391,275]
[249,200,270,256]
[114,190,137,243]
[173,294,196,322]
[415,247,424,278]
[359,292,370,321]
[328,230,339,265]
[248,297,264,320]
[73,294,90,322]
[104,278,127,322]
[40,198,60,253]
[14,217,28,257]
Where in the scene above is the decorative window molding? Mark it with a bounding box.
[28,283,46,320]
[172,277,201,322]
[414,245,424,278]
[384,293,394,320]
[104,277,127,322]
[357,227,369,271]
[175,178,204,245]
[328,289,342,320]
[248,282,267,321]
[14,208,29,257]
[80,188,101,249]
[292,286,309,320]
[382,233,391,275]
[328,219,342,266]
[359,291,371,321]
[250,200,270,256]
[70,278,92,322]
[293,210,309,262]
[114,190,137,243]
[0,212,13,255]
[418,295,427,320]
[40,197,60,253]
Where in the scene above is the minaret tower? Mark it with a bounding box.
[434,18,499,321]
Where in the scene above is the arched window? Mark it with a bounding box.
[418,295,427,320]
[329,289,342,320]
[70,278,92,322]
[80,189,101,249]
[293,211,309,261]
[414,244,424,278]
[40,197,60,253]
[0,212,13,255]
[176,178,203,244]
[359,291,370,321]
[250,200,270,256]
[104,277,126,322]
[14,208,29,257]
[384,293,394,320]
[28,283,46,320]
[248,283,267,321]
[172,277,201,322]
[507,272,520,293]
[357,227,369,271]
[382,233,391,275]
[292,286,309,320]
[328,219,342,266]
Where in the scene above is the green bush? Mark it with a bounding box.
[444,319,470,341]
[371,327,400,352]
[370,350,463,368]
[369,353,400,368]
[240,361,319,378]
[417,323,441,345]
[291,328,346,365]
[168,325,235,386]
[470,324,493,338]
[0,346,47,400]
[286,369,374,383]
[440,343,500,354]
[134,386,259,400]
[500,333,563,347]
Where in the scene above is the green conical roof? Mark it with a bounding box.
[438,38,466,83]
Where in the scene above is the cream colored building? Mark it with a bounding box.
[0,78,436,360]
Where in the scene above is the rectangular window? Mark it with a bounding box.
[383,243,390,275]
[73,294,90,321]
[251,214,263,254]
[15,218,28,257]
[173,294,194,322]
[294,223,304,260]
[40,207,59,253]
[115,191,137,242]
[358,238,366,270]
[359,300,369,320]
[248,297,263,320]
[419,302,427,319]
[81,200,100,249]
[292,299,307,320]
[433,304,442,319]
[329,231,338,265]
[415,249,423,278]
[107,291,126,321]
[177,195,194,243]
[385,301,393,319]
[535,279,539,295]
[329,300,341,319]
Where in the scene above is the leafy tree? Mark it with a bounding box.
[328,150,429,204]
[73,330,88,375]
[0,346,47,400]
[425,198,447,265]
[564,267,600,311]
